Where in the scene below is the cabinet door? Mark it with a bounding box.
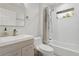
[22,45,34,56]
[2,49,21,56]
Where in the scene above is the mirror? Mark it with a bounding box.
[0,3,25,26]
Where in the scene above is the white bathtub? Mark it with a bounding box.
[48,40,79,56]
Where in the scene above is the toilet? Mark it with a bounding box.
[34,37,54,56]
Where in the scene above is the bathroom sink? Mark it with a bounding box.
[0,34,34,44]
[0,36,16,43]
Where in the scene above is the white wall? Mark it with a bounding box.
[0,3,40,37]
[51,3,79,46]
[23,3,40,36]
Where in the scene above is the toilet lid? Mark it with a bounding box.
[39,44,54,52]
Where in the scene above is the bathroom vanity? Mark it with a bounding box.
[0,35,34,56]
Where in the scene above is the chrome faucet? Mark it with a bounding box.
[3,27,8,36]
[13,29,17,36]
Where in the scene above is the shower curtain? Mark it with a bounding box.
[43,7,53,44]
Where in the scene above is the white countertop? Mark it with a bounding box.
[0,34,34,47]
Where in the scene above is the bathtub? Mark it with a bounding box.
[48,40,79,56]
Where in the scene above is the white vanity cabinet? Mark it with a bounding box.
[0,38,34,56]
[22,45,34,56]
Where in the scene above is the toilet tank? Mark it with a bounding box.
[34,37,42,46]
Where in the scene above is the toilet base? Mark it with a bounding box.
[34,48,54,56]
[34,48,43,56]
[34,47,55,56]
[41,52,54,56]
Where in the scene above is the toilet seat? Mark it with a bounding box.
[39,44,54,52]
[34,37,54,55]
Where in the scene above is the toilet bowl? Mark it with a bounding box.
[34,37,54,56]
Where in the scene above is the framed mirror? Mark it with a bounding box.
[0,3,25,26]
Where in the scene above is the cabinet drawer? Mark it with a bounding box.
[16,39,34,48]
[0,44,18,55]
[22,45,34,56]
[2,49,21,56]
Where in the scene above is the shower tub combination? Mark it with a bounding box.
[48,40,79,56]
